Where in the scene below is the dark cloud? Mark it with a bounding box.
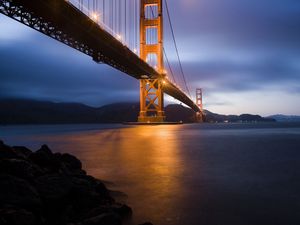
[0,37,139,106]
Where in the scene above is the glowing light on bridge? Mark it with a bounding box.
[91,12,99,22]
[116,34,122,41]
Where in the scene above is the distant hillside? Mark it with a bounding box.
[0,99,193,124]
[204,110,275,123]
[0,98,275,124]
[267,114,300,122]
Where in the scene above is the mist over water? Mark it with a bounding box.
[1,123,300,225]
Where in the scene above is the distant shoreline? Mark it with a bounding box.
[2,98,300,124]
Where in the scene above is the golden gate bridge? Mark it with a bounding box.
[0,0,204,122]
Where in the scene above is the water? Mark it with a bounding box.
[1,123,300,225]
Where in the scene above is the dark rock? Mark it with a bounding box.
[61,153,82,170]
[35,174,73,225]
[35,174,73,202]
[95,181,110,197]
[68,176,112,216]
[83,213,121,225]
[139,223,154,225]
[111,203,132,219]
[77,203,132,222]
[0,159,37,180]
[13,146,33,158]
[0,142,19,159]
[0,207,39,225]
[38,145,53,156]
[0,174,41,211]
[29,145,60,172]
[0,141,140,225]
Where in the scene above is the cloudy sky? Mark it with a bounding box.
[0,0,300,116]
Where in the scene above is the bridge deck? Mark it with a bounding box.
[0,0,200,112]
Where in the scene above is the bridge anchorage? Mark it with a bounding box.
[138,0,165,123]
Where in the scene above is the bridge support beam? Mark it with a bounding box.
[138,79,165,122]
[196,88,204,122]
[138,0,165,122]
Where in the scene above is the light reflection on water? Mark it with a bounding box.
[1,123,300,225]
[65,125,185,224]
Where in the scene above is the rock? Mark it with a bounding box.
[95,181,110,198]
[111,203,132,219]
[35,174,74,225]
[29,145,60,172]
[35,174,73,202]
[0,142,19,159]
[0,159,37,180]
[13,146,33,158]
[67,176,112,216]
[38,145,53,156]
[0,174,41,211]
[139,223,154,225]
[0,207,39,225]
[83,213,121,225]
[61,153,82,170]
[0,141,141,225]
[77,203,132,222]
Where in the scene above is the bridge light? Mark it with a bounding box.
[116,34,122,41]
[91,13,99,22]
[162,80,166,85]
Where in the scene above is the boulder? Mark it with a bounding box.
[13,146,33,158]
[111,203,132,219]
[0,174,41,211]
[95,181,110,198]
[68,176,98,207]
[35,174,73,202]
[0,158,37,180]
[83,213,121,225]
[0,207,39,225]
[0,142,143,225]
[61,153,82,170]
[29,145,60,172]
[0,141,19,159]
[35,174,74,225]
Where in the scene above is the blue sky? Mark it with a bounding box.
[0,0,300,116]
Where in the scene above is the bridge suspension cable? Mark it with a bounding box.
[147,0,191,97]
[164,0,191,97]
[69,0,191,98]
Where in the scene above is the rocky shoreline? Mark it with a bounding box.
[0,140,152,225]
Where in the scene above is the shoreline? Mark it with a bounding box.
[0,140,152,225]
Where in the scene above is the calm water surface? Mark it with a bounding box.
[1,123,300,225]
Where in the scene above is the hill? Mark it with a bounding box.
[267,114,300,122]
[0,98,275,124]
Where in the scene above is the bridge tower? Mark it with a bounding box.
[196,88,204,122]
[138,0,165,123]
